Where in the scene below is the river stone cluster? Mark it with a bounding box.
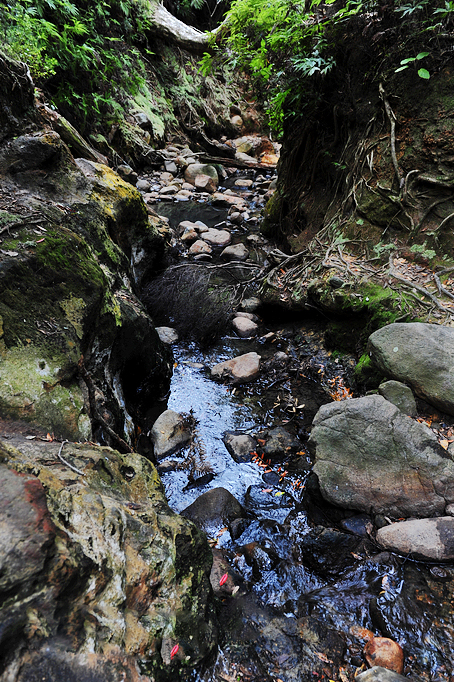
[310,322,454,561]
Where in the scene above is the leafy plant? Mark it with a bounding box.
[395,51,430,79]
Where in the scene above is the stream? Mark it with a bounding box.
[140,168,454,682]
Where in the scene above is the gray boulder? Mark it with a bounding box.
[184,163,218,187]
[232,316,258,338]
[149,409,192,459]
[368,323,454,415]
[377,516,454,561]
[223,432,257,463]
[181,487,246,535]
[378,380,417,416]
[309,395,454,517]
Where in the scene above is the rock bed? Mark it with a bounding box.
[131,146,454,681]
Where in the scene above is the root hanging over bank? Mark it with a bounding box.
[143,263,259,346]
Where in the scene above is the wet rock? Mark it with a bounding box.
[220,243,249,261]
[164,160,178,174]
[241,541,279,577]
[309,395,454,517]
[340,514,373,537]
[223,432,257,463]
[364,637,404,674]
[149,409,192,459]
[210,549,239,597]
[356,667,409,682]
[232,316,258,338]
[376,517,454,561]
[378,380,417,416]
[368,323,454,416]
[136,178,151,191]
[211,192,244,207]
[159,184,178,195]
[257,426,301,462]
[160,171,174,182]
[211,352,261,385]
[116,163,138,185]
[180,226,198,242]
[155,326,179,344]
[181,487,246,536]
[241,296,262,312]
[185,163,218,187]
[201,228,232,247]
[236,151,258,164]
[195,173,217,193]
[293,525,371,577]
[244,485,294,521]
[189,239,212,256]
[0,437,216,679]
[235,178,254,187]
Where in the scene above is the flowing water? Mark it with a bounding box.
[144,173,454,682]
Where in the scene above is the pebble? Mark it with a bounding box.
[188,240,212,256]
[232,316,258,338]
[220,243,249,261]
[201,228,232,247]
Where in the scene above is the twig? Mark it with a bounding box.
[410,195,452,237]
[57,440,85,476]
[433,273,454,302]
[388,254,448,312]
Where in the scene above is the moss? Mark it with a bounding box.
[354,352,384,389]
[261,190,283,237]
[0,344,90,439]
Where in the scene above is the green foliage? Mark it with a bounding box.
[208,0,453,137]
[0,0,152,130]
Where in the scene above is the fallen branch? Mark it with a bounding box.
[388,254,448,312]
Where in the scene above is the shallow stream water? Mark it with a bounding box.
[144,173,454,682]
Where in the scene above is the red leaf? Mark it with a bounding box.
[219,573,228,586]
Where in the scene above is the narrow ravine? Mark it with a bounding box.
[133,153,454,682]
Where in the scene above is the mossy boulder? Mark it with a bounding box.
[0,435,217,681]
[0,118,171,441]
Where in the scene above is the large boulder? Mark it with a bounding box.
[0,117,171,442]
[368,323,454,415]
[0,435,217,680]
[309,395,454,517]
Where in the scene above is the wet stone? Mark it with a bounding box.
[181,487,246,536]
[223,432,257,463]
[180,227,198,242]
[232,316,258,338]
[211,352,261,385]
[188,240,212,256]
[340,513,373,537]
[292,526,372,578]
[364,637,404,675]
[149,409,192,460]
[221,243,249,261]
[155,326,179,344]
[376,516,454,561]
[356,667,409,682]
[136,178,151,191]
[257,426,301,462]
[201,228,232,247]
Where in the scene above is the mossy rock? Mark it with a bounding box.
[1,436,217,678]
[354,352,384,389]
[261,190,283,238]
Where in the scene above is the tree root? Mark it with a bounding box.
[78,358,133,453]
